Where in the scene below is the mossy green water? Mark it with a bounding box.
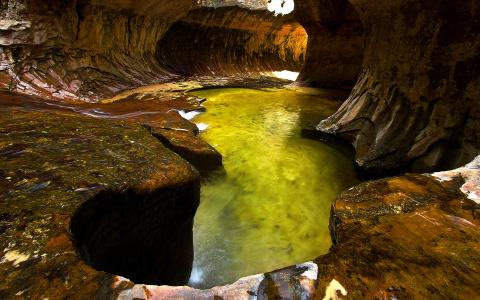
[188,88,359,288]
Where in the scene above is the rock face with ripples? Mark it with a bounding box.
[0,0,306,101]
[315,0,480,174]
[0,0,188,101]
[1,0,478,175]
[156,6,306,76]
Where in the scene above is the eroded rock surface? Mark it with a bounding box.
[0,0,188,101]
[317,173,480,299]
[0,99,202,298]
[157,6,306,76]
[433,155,480,204]
[317,0,480,173]
[148,128,223,177]
[0,0,306,101]
[0,0,479,298]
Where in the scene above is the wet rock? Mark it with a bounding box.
[117,262,319,300]
[141,111,201,136]
[113,162,480,299]
[316,172,480,299]
[148,128,223,177]
[0,107,200,298]
[0,20,30,31]
[433,155,480,204]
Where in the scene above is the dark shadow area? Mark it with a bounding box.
[70,183,200,286]
[301,128,397,180]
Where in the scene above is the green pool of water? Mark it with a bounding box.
[188,88,359,289]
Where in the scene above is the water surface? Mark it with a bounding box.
[188,88,359,288]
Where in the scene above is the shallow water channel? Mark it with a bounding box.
[187,88,360,289]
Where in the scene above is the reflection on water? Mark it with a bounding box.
[188,88,359,289]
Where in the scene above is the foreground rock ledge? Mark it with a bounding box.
[0,109,200,298]
[119,159,479,300]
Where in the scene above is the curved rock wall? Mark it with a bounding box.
[317,0,480,173]
[156,7,306,76]
[0,0,306,101]
[0,0,200,101]
[2,0,478,173]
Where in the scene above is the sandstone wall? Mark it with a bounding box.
[2,0,478,173]
[156,7,306,76]
[316,0,480,173]
[0,0,199,101]
[0,0,306,101]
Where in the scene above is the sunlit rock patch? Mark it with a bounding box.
[272,70,299,81]
[1,250,30,267]
[268,0,294,15]
[197,0,269,10]
[198,0,295,15]
[156,6,307,77]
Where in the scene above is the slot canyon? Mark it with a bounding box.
[0,0,479,299]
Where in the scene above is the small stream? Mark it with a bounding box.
[187,88,360,289]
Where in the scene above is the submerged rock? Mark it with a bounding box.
[148,128,223,177]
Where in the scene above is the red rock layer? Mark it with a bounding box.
[0,1,307,102]
[0,0,199,101]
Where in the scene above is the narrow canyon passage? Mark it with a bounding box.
[0,0,479,299]
[188,88,359,288]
